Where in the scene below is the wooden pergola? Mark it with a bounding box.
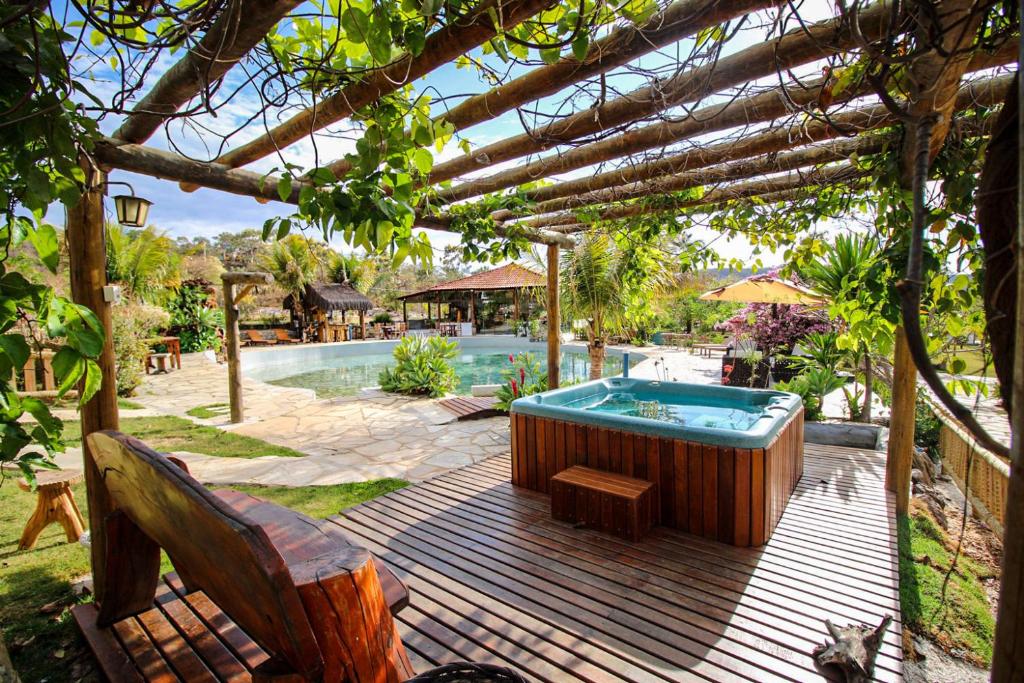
[56,0,1024,678]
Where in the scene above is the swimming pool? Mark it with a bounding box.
[243,336,642,398]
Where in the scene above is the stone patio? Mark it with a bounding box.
[51,342,721,487]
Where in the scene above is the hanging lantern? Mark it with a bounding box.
[112,194,152,227]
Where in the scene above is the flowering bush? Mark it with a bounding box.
[495,352,548,411]
[721,303,832,354]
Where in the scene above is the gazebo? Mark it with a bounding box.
[284,282,374,342]
[398,263,546,334]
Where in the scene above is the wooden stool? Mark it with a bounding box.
[18,469,86,550]
[551,466,658,542]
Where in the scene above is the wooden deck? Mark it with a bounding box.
[437,396,504,420]
[76,443,902,682]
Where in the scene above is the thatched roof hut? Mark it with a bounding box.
[284,282,373,313]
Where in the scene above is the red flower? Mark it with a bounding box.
[722,364,733,386]
[519,367,526,384]
[510,379,519,397]
[508,354,515,363]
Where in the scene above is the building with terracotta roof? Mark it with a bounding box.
[398,263,546,334]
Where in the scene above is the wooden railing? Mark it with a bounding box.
[11,350,59,396]
[930,401,1009,538]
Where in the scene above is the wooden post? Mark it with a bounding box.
[402,300,407,324]
[886,325,916,514]
[65,164,120,604]
[547,244,560,389]
[514,289,521,326]
[221,272,272,423]
[468,293,476,328]
[991,63,1024,683]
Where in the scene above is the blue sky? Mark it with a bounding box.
[47,1,851,264]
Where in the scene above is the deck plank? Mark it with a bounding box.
[73,443,902,682]
[338,444,903,682]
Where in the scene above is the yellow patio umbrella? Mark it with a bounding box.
[699,274,824,306]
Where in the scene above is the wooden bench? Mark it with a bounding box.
[74,431,414,682]
[550,466,658,542]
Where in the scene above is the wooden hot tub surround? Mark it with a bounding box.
[510,408,804,546]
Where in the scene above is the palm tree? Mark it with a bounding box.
[105,223,181,303]
[328,252,374,293]
[259,235,318,302]
[799,233,881,420]
[560,233,669,379]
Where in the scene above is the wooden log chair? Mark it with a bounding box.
[78,431,414,682]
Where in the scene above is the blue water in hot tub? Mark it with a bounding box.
[511,377,801,449]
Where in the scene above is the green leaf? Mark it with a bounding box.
[571,34,589,61]
[0,334,30,370]
[277,176,293,202]
[412,148,433,175]
[341,7,371,40]
[540,47,561,65]
[80,359,102,405]
[27,224,60,273]
[51,347,84,397]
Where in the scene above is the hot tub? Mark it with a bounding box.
[510,377,804,546]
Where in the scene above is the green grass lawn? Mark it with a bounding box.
[0,475,406,681]
[116,398,144,410]
[185,403,230,419]
[62,415,305,459]
[898,503,996,666]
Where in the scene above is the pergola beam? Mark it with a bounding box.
[426,1,897,187]
[114,0,304,144]
[500,71,1011,215]
[323,0,778,177]
[440,50,1012,206]
[516,163,867,230]
[203,0,555,174]
[93,137,573,247]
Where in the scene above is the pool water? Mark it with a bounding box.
[565,391,766,431]
[257,350,632,398]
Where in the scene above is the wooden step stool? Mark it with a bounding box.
[550,466,658,542]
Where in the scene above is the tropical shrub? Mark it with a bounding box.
[379,336,458,398]
[495,352,548,411]
[166,280,223,353]
[373,311,393,323]
[777,368,847,422]
[112,302,170,396]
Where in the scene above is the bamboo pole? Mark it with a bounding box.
[322,0,776,177]
[200,0,555,176]
[113,0,304,144]
[222,272,273,423]
[885,326,916,514]
[65,163,120,604]
[547,245,560,388]
[427,1,896,187]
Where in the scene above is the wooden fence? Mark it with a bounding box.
[931,403,1009,538]
[11,350,60,396]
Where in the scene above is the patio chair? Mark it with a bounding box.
[273,328,302,344]
[245,329,276,346]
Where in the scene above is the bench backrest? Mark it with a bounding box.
[87,431,323,679]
